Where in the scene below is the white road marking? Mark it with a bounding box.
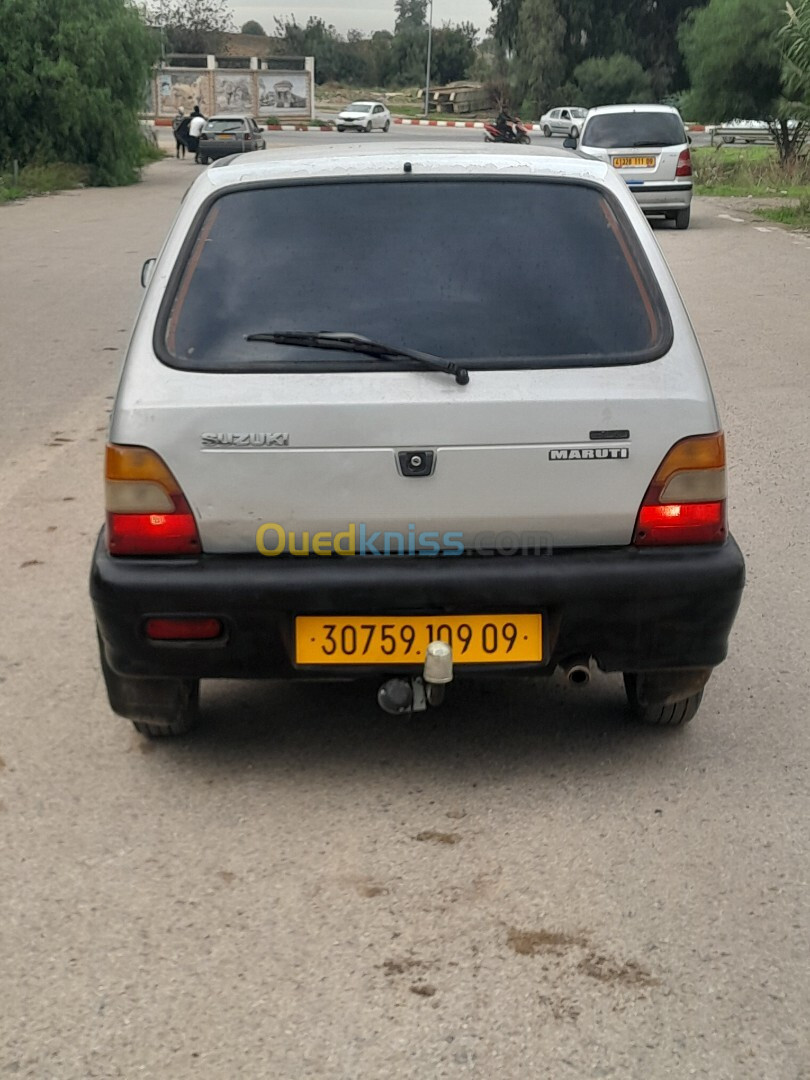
[717,213,746,223]
[754,226,773,233]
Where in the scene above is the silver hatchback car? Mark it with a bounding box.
[571,105,693,229]
[91,144,743,737]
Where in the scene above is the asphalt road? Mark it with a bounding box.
[156,122,715,150]
[1,151,808,1080]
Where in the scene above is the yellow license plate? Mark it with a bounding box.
[217,133,234,139]
[612,156,656,168]
[295,614,543,665]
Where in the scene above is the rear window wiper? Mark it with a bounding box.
[244,331,470,385]
[631,141,666,147]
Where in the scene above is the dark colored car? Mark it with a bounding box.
[197,115,267,164]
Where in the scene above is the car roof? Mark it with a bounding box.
[203,142,611,189]
[207,113,254,121]
[586,104,681,116]
[347,101,379,107]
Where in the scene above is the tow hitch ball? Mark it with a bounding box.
[377,641,453,714]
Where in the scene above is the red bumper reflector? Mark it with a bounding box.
[634,501,726,545]
[107,510,201,555]
[145,617,223,640]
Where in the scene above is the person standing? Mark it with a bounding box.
[172,107,189,158]
[188,106,206,164]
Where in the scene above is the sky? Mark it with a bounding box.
[231,1,495,37]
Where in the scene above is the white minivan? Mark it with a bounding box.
[91,143,743,737]
[571,105,694,229]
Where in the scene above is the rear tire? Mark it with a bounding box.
[337,126,345,132]
[543,125,552,138]
[624,673,704,726]
[383,119,390,132]
[97,631,199,737]
[675,207,691,230]
[199,154,209,166]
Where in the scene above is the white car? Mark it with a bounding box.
[572,104,693,229]
[91,142,744,737]
[336,101,391,133]
[541,107,589,138]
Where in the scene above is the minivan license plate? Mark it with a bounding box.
[612,156,656,168]
[295,614,542,665]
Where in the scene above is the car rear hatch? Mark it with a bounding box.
[113,172,717,555]
[580,111,688,188]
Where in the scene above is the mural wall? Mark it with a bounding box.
[157,71,212,116]
[257,73,310,114]
[149,63,313,119]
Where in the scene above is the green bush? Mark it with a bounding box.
[0,0,159,186]
[570,53,654,109]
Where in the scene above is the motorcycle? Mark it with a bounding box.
[483,118,532,145]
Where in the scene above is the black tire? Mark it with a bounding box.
[675,207,691,230]
[543,125,552,138]
[519,134,531,145]
[199,154,209,166]
[624,673,703,726]
[337,126,345,132]
[383,119,390,132]
[97,631,199,737]
[364,121,372,134]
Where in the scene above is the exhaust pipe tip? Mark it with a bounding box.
[562,656,591,686]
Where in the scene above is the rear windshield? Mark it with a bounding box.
[161,179,671,372]
[584,112,685,149]
[205,119,246,134]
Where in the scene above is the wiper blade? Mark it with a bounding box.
[244,331,470,385]
[631,141,664,148]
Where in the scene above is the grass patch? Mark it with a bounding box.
[692,146,810,198]
[754,196,810,229]
[0,162,89,204]
[136,141,167,166]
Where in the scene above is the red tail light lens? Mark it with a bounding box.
[145,617,222,640]
[634,433,727,546]
[105,445,202,556]
[676,149,692,177]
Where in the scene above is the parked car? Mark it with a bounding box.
[197,114,267,164]
[711,118,799,144]
[336,101,391,133]
[91,142,744,738]
[540,107,589,138]
[570,104,693,229]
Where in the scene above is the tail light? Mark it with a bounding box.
[633,433,727,546]
[676,149,692,177]
[244,131,252,140]
[145,617,222,640]
[105,445,201,556]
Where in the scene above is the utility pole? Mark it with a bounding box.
[423,0,434,118]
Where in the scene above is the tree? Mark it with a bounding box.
[0,0,158,184]
[150,0,234,54]
[781,0,810,108]
[395,0,429,31]
[240,20,266,36]
[509,0,566,115]
[680,0,808,161]
[571,53,653,107]
[490,0,710,98]
[432,24,479,84]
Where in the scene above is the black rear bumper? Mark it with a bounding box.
[90,533,745,681]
